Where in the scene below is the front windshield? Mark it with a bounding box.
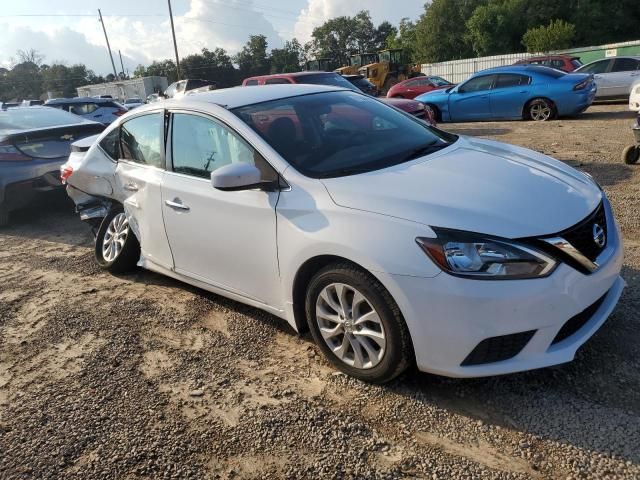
[232,91,457,179]
[430,76,451,86]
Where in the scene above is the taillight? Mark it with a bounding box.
[113,109,128,117]
[60,165,74,184]
[573,79,589,90]
[0,141,31,161]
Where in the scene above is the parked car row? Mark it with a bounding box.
[58,84,624,383]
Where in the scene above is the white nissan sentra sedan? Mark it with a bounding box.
[61,84,624,383]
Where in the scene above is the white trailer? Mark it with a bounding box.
[76,76,168,102]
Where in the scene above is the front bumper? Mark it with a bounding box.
[376,199,624,378]
[0,158,65,210]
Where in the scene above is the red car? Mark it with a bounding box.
[243,72,435,125]
[386,76,454,99]
[514,55,582,72]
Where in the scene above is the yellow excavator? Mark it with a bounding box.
[335,53,379,76]
[305,58,338,72]
[359,49,423,94]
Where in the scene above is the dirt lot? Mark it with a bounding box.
[1,104,639,479]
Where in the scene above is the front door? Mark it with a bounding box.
[114,111,174,269]
[161,111,282,308]
[448,74,495,121]
[607,57,640,98]
[489,73,532,119]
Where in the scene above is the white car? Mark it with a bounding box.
[576,56,640,99]
[123,98,144,110]
[629,78,640,111]
[45,97,128,125]
[61,85,624,383]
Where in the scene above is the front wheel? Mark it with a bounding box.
[622,145,640,164]
[305,263,413,383]
[95,208,140,273]
[526,98,555,121]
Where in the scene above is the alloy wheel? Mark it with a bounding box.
[102,213,129,262]
[315,283,386,369]
[530,101,552,121]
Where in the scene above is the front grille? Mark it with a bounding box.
[461,330,536,366]
[551,292,607,345]
[560,202,607,262]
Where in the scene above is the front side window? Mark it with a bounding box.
[459,75,495,93]
[579,60,611,74]
[170,113,277,181]
[265,78,291,85]
[232,90,456,179]
[120,113,163,167]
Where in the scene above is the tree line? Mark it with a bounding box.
[2,1,639,101]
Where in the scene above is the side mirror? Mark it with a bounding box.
[211,163,263,191]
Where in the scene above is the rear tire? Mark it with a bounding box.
[382,76,398,96]
[622,145,640,164]
[305,263,413,384]
[526,98,555,121]
[424,104,440,122]
[95,207,140,273]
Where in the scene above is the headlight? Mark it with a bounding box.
[416,228,557,279]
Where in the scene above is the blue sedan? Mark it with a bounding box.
[415,65,596,122]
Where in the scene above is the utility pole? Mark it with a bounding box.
[118,50,125,79]
[98,9,118,80]
[167,0,181,80]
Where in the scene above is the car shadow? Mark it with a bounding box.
[565,160,635,187]
[444,126,512,137]
[573,109,636,121]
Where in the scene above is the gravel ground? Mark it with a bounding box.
[1,103,639,479]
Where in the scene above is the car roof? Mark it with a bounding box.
[245,71,337,82]
[162,84,345,109]
[474,65,563,76]
[582,55,640,63]
[45,97,115,104]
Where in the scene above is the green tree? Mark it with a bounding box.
[522,19,576,53]
[466,0,527,56]
[142,59,178,83]
[182,48,237,87]
[386,18,418,62]
[414,0,483,62]
[270,39,304,73]
[374,21,397,52]
[234,35,270,79]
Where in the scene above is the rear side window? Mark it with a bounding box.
[494,74,530,88]
[99,128,120,160]
[612,58,640,72]
[120,113,163,168]
[580,60,611,74]
[265,78,291,85]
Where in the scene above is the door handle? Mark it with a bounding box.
[165,199,190,211]
[124,182,138,192]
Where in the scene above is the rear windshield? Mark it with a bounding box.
[0,107,87,134]
[295,73,360,91]
[232,90,456,179]
[125,99,142,104]
[571,59,583,68]
[430,76,451,86]
[527,66,566,78]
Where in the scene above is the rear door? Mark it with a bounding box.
[114,111,174,269]
[448,74,495,121]
[489,73,532,119]
[607,58,640,97]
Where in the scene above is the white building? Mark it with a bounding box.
[76,76,168,101]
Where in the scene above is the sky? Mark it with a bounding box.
[0,0,426,76]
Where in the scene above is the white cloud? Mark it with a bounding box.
[293,0,425,43]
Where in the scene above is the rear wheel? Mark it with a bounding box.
[382,76,398,96]
[305,263,413,384]
[424,104,439,122]
[95,208,140,273]
[526,98,555,121]
[622,145,640,164]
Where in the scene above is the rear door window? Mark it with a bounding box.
[120,113,164,168]
[494,74,530,88]
[612,58,640,72]
[580,60,611,74]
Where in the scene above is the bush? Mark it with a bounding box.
[522,19,576,53]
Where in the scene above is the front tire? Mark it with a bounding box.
[622,145,640,164]
[305,263,413,384]
[526,98,555,121]
[95,208,140,273]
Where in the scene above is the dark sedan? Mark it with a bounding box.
[0,107,104,226]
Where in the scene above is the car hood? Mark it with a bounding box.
[321,136,602,238]
[381,97,422,112]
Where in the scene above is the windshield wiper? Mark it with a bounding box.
[402,142,448,162]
